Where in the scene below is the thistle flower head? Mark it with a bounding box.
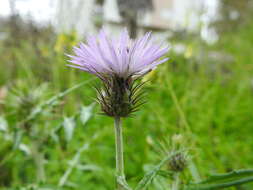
[67,28,169,117]
[169,152,188,172]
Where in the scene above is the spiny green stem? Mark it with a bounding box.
[135,150,184,190]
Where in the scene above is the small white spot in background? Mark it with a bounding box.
[229,10,240,20]
[172,44,186,55]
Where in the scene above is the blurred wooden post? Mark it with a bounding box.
[116,0,153,38]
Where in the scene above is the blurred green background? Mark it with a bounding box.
[0,0,253,189]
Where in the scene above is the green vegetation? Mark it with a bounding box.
[0,16,253,190]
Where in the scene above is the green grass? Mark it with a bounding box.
[0,21,253,190]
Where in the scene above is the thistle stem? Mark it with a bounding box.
[114,117,125,189]
[172,173,180,190]
[30,141,45,183]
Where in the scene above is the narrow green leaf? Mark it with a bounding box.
[23,79,93,123]
[198,169,253,184]
[0,115,8,132]
[63,116,76,142]
[80,103,95,125]
[185,169,253,190]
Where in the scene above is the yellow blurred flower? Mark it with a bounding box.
[54,31,78,53]
[40,46,50,57]
[184,45,193,58]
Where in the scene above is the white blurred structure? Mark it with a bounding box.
[104,0,219,42]
[0,0,220,42]
[104,0,206,30]
[55,0,96,35]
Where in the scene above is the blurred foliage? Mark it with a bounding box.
[213,0,253,33]
[0,1,253,189]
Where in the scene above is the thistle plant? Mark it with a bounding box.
[67,28,168,189]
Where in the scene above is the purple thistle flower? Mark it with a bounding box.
[67,29,169,117]
[67,29,168,80]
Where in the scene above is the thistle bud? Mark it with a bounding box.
[169,152,187,172]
